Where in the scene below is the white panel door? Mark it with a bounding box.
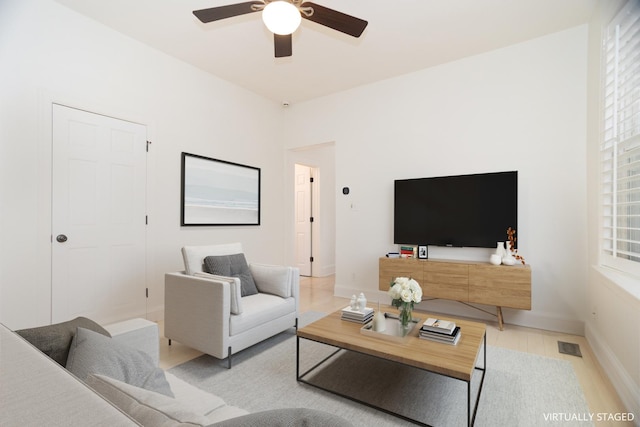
[52,104,147,324]
[294,164,312,276]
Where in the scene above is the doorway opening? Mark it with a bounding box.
[289,142,335,279]
[294,164,315,276]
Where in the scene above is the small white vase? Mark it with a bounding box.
[505,241,513,256]
[502,255,516,266]
[489,254,502,265]
[496,242,506,258]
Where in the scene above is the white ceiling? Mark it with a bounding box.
[55,0,596,104]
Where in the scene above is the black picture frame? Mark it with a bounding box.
[418,245,428,259]
[181,152,260,226]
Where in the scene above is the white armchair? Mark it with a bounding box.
[164,243,299,368]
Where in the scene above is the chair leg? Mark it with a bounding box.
[168,339,171,346]
[227,346,232,369]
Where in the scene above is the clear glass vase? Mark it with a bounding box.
[399,304,413,328]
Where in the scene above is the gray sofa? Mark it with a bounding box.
[4,317,353,427]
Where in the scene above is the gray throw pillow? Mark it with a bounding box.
[204,253,259,297]
[66,327,174,397]
[15,317,111,366]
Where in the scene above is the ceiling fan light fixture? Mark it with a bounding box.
[262,1,301,35]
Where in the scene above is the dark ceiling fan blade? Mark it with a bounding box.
[274,33,292,58]
[193,2,262,23]
[301,2,368,38]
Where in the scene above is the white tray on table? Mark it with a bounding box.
[360,312,420,342]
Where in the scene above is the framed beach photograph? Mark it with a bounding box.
[181,152,260,226]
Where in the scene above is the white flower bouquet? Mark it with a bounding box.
[388,277,422,327]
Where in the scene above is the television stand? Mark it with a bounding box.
[379,257,531,330]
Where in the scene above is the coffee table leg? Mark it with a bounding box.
[468,381,471,427]
[296,335,300,380]
[471,332,487,426]
[467,332,487,427]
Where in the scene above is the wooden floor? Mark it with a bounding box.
[158,275,632,427]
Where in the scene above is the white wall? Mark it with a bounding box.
[0,0,285,329]
[585,0,640,419]
[284,26,589,334]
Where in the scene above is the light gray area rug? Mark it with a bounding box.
[169,312,592,426]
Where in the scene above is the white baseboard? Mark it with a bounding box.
[585,322,640,425]
[314,264,335,277]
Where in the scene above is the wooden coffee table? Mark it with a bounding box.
[296,306,486,426]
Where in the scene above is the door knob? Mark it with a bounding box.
[56,234,68,243]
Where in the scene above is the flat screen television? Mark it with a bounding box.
[394,171,517,248]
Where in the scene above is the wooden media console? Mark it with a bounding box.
[379,257,531,330]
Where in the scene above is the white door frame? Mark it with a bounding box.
[287,143,335,278]
[294,163,315,276]
[32,92,155,326]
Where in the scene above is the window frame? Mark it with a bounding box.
[599,0,640,278]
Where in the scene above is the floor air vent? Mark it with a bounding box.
[558,341,582,357]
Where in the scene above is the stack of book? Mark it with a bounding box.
[399,246,415,258]
[341,306,374,324]
[419,318,461,345]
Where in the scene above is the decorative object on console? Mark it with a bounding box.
[501,254,516,266]
[388,277,422,328]
[495,241,506,258]
[417,245,428,259]
[501,234,516,264]
[506,227,526,265]
[399,245,415,258]
[349,294,357,310]
[493,238,519,265]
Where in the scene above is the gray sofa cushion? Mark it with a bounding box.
[15,317,111,366]
[66,327,174,397]
[87,374,210,426]
[205,408,355,427]
[204,253,258,297]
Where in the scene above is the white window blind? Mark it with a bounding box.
[601,0,640,275]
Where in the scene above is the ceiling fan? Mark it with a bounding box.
[193,0,368,58]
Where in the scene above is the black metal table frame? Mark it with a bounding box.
[296,332,486,427]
